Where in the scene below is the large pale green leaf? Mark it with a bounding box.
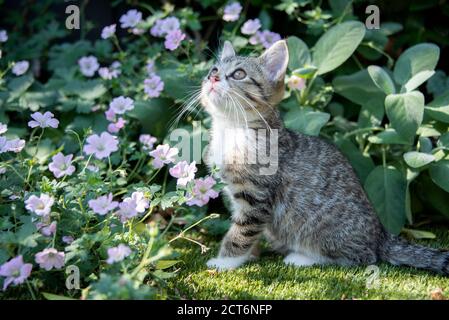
[403,151,435,168]
[7,74,34,101]
[368,129,413,145]
[367,66,396,95]
[425,90,449,123]
[287,36,311,71]
[429,160,449,193]
[364,166,407,235]
[333,69,384,106]
[393,43,440,85]
[403,70,435,92]
[385,91,424,140]
[312,21,365,75]
[283,107,330,136]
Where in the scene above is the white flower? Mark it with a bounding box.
[12,61,29,76]
[109,96,134,114]
[101,24,116,39]
[78,56,99,77]
[25,194,54,217]
[120,9,142,29]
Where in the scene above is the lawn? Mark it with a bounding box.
[168,228,449,300]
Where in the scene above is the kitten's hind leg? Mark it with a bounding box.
[283,252,319,267]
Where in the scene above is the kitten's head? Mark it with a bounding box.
[201,40,289,121]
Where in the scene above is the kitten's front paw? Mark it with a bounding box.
[206,255,248,271]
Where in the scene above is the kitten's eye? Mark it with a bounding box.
[209,67,218,78]
[231,69,246,80]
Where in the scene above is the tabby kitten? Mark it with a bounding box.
[200,40,449,273]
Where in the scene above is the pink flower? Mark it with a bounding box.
[144,74,164,97]
[115,199,138,222]
[124,191,149,213]
[101,24,116,39]
[288,75,306,91]
[105,108,116,122]
[106,244,132,264]
[139,134,157,151]
[186,176,219,206]
[223,2,242,22]
[83,132,119,159]
[169,161,197,187]
[48,152,76,178]
[88,193,118,215]
[38,221,57,237]
[164,29,186,51]
[35,248,65,271]
[0,256,32,291]
[241,19,261,35]
[25,194,54,216]
[28,111,59,129]
[120,9,142,29]
[0,122,7,134]
[150,17,180,37]
[12,61,29,76]
[62,236,74,244]
[78,56,99,77]
[109,96,134,114]
[149,144,178,169]
[107,117,126,133]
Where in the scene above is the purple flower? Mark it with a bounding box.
[169,161,197,187]
[0,122,7,134]
[48,152,76,178]
[98,61,121,80]
[186,176,219,206]
[288,75,306,91]
[124,191,149,213]
[139,134,157,151]
[106,244,132,264]
[150,17,181,37]
[149,144,178,169]
[0,137,9,153]
[223,2,242,22]
[144,74,164,97]
[35,248,65,271]
[37,221,57,237]
[25,193,54,216]
[83,132,119,160]
[88,193,118,215]
[251,30,281,49]
[120,9,142,29]
[0,256,32,291]
[241,19,261,35]
[78,56,99,77]
[62,236,74,244]
[164,29,186,51]
[105,108,116,122]
[0,30,7,43]
[107,117,126,134]
[101,24,116,39]
[28,111,59,129]
[109,96,134,114]
[115,198,138,222]
[5,138,25,153]
[146,60,155,75]
[12,61,29,76]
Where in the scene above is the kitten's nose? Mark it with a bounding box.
[209,75,220,83]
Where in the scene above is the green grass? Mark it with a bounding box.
[167,229,449,300]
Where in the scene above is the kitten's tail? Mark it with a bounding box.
[379,233,449,275]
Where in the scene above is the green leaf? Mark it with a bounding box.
[333,69,384,106]
[425,90,449,123]
[429,160,449,192]
[403,151,435,168]
[7,74,34,101]
[358,99,384,127]
[292,66,317,79]
[155,260,181,270]
[385,91,424,140]
[287,36,311,71]
[437,132,449,149]
[402,229,436,240]
[334,137,374,183]
[283,107,330,136]
[367,66,396,95]
[368,129,413,145]
[42,292,76,300]
[393,43,440,85]
[403,70,435,92]
[312,21,366,75]
[379,22,403,36]
[364,166,407,235]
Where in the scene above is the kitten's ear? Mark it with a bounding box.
[220,41,235,61]
[260,40,289,83]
